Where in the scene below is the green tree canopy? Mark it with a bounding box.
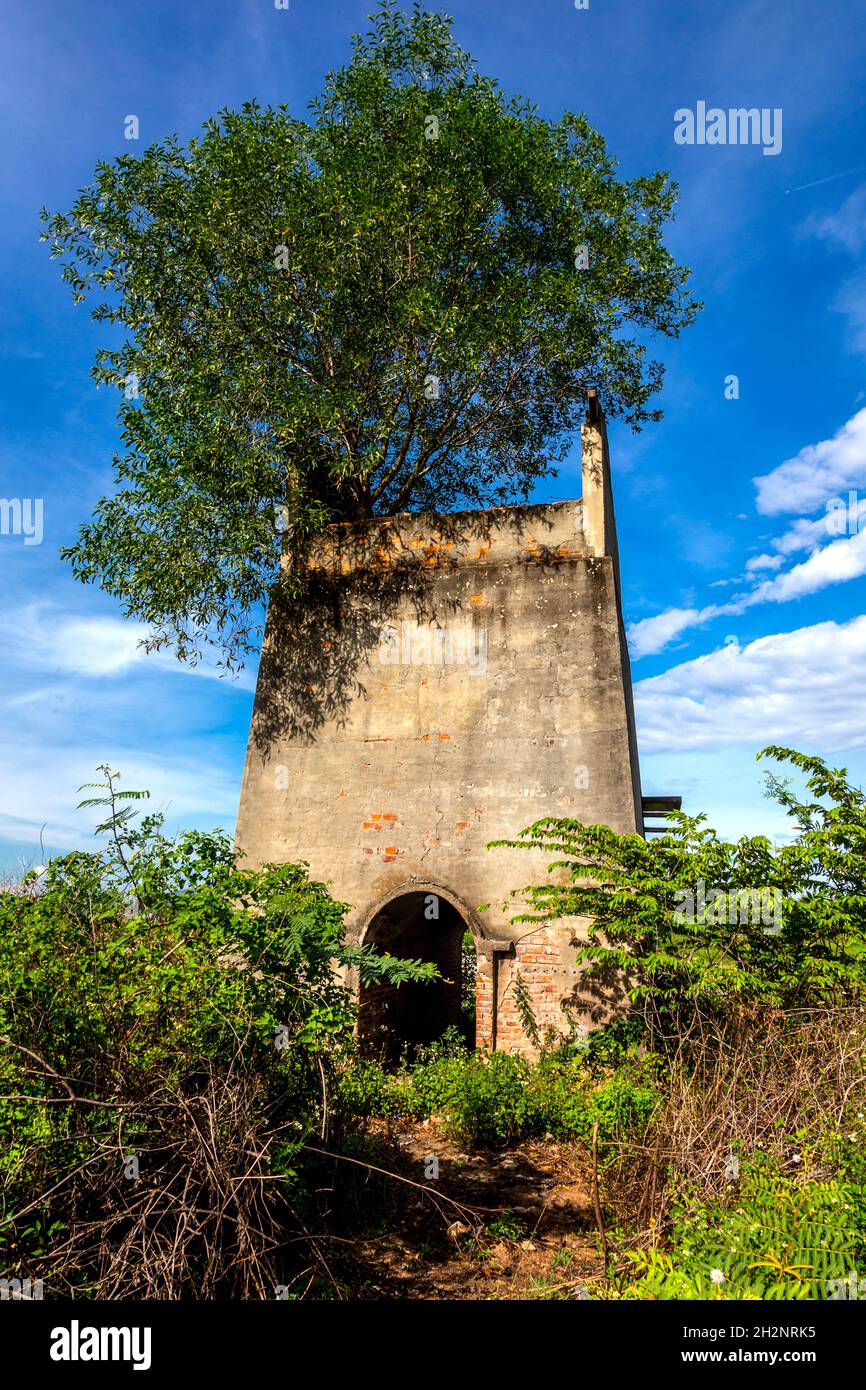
[492,748,866,1026]
[44,2,698,667]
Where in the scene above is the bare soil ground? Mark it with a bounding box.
[337,1116,605,1299]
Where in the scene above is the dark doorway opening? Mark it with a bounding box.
[359,892,474,1062]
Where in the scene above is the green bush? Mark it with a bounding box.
[334,1032,467,1123]
[0,767,433,1297]
[619,1158,866,1300]
[583,1062,660,1144]
[441,1051,542,1147]
[334,1058,393,1118]
[584,1016,647,1068]
[532,1051,660,1145]
[335,1057,423,1120]
[337,1026,662,1152]
[340,1037,546,1146]
[494,748,866,1030]
[527,1051,591,1137]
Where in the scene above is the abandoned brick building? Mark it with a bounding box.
[235,394,662,1057]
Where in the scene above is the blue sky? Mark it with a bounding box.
[2,0,866,871]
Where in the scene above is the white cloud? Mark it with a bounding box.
[1,604,254,688]
[630,520,866,656]
[749,525,866,602]
[0,741,240,855]
[52,617,152,676]
[635,615,866,753]
[629,410,866,659]
[0,603,253,867]
[768,513,836,556]
[745,552,785,571]
[754,407,866,515]
[801,183,866,256]
[627,607,706,659]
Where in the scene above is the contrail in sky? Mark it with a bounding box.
[785,163,866,195]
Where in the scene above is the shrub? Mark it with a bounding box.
[531,1049,661,1146]
[340,1040,545,1147]
[492,747,866,1032]
[618,1158,865,1300]
[583,1063,661,1145]
[0,768,433,1298]
[442,1051,543,1147]
[337,1027,662,1151]
[334,1058,394,1118]
[335,1057,424,1121]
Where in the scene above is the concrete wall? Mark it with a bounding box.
[235,400,642,1054]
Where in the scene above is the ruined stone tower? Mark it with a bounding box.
[235,394,643,1055]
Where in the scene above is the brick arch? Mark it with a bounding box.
[356,882,485,1060]
[356,879,485,949]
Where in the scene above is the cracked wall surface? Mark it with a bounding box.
[235,404,643,1054]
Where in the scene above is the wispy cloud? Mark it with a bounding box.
[631,407,866,656]
[798,182,866,355]
[749,525,866,602]
[754,407,866,515]
[636,615,866,753]
[628,606,709,659]
[833,271,866,355]
[745,552,785,571]
[0,742,241,856]
[629,522,866,656]
[800,181,866,255]
[0,602,252,866]
[1,604,255,687]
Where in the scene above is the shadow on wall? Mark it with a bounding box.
[562,929,629,1029]
[252,506,579,750]
[253,555,445,750]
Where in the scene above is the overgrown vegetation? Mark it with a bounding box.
[484,746,866,1298]
[338,1024,659,1149]
[616,1157,866,1301]
[494,746,866,1022]
[2,748,864,1299]
[0,767,433,1298]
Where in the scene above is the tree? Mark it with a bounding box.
[491,748,866,1029]
[43,2,698,668]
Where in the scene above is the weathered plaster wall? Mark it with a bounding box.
[235,402,642,1053]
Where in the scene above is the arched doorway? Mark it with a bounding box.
[358,889,476,1062]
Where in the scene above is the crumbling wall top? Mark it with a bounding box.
[302,497,588,575]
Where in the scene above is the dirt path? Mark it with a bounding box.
[344,1116,605,1299]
